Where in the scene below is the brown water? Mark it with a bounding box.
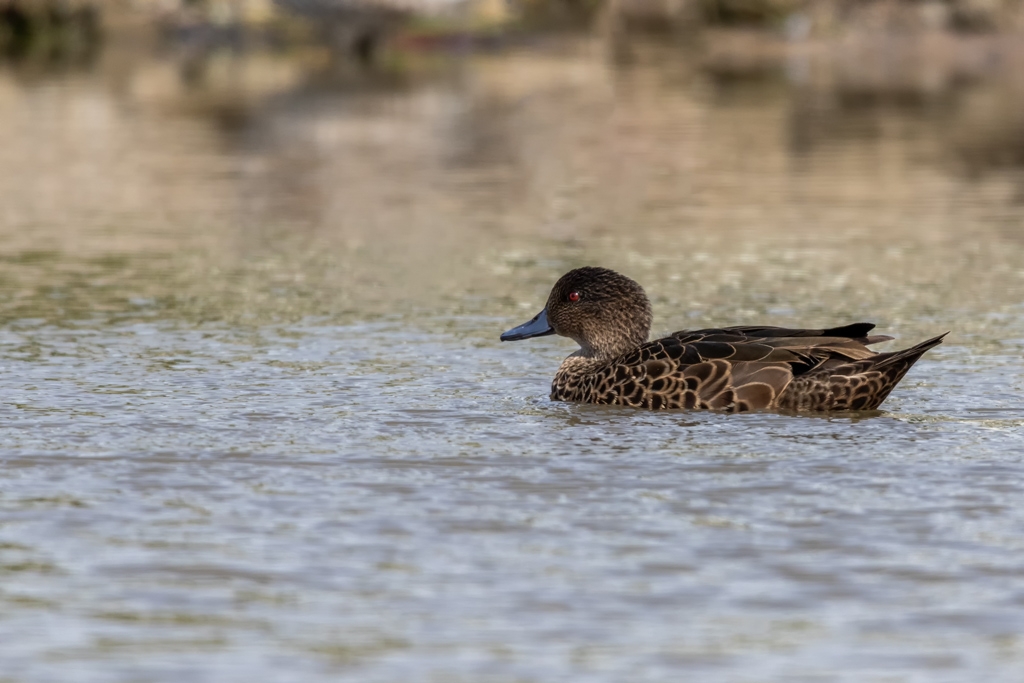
[1,37,1023,682]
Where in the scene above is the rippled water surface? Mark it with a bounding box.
[1,37,1024,682]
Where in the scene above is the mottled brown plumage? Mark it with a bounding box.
[500,267,946,412]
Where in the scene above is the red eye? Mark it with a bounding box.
[568,291,580,302]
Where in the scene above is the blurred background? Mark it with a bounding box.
[2,2,1024,682]
[2,0,1024,325]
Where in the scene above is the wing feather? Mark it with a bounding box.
[550,324,941,412]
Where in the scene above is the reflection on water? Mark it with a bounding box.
[1,33,1023,682]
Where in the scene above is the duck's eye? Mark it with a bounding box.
[568,291,580,302]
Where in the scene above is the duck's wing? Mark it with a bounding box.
[672,322,893,346]
[571,332,945,412]
[574,336,829,412]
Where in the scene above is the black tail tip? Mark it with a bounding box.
[909,332,949,351]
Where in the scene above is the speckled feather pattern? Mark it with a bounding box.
[550,329,945,412]
[504,267,945,413]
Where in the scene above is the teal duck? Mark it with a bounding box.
[500,267,945,412]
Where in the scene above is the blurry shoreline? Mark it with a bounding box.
[6,1,1024,61]
[2,0,1024,230]
[2,1,1024,328]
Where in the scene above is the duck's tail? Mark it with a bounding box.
[856,332,947,406]
[778,333,947,411]
[874,333,948,370]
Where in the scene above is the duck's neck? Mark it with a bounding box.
[575,329,649,361]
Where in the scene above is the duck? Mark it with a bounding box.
[500,266,945,412]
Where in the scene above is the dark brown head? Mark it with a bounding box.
[500,267,653,359]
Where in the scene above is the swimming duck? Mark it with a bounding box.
[500,267,945,412]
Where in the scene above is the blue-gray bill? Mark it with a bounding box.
[500,309,554,341]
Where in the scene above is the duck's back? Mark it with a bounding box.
[551,323,943,412]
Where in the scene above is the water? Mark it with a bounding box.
[1,37,1023,682]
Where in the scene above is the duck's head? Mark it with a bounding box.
[500,267,653,359]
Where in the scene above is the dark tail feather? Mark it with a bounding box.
[823,322,893,345]
[875,333,948,370]
[822,322,876,338]
[862,332,947,409]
